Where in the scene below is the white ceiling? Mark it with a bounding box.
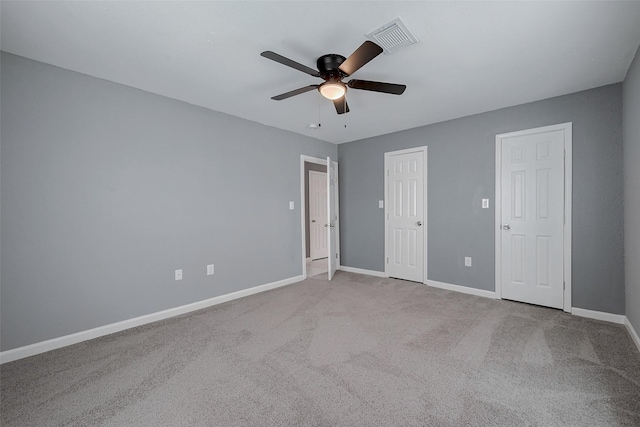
[2,1,640,144]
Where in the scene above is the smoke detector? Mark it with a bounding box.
[366,18,419,54]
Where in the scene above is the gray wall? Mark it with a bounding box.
[304,162,327,258]
[339,84,624,315]
[0,53,337,351]
[624,46,640,333]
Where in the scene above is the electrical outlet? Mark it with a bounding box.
[379,200,384,208]
[289,201,295,210]
[207,264,214,276]
[482,199,489,209]
[464,257,472,267]
[175,269,183,280]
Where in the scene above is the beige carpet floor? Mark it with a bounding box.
[2,271,640,426]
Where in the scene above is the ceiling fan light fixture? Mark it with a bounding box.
[319,82,346,100]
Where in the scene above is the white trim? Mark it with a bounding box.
[571,307,625,324]
[625,317,640,353]
[563,125,573,311]
[330,158,341,278]
[384,146,428,283]
[427,280,497,299]
[424,148,428,285]
[0,275,304,364]
[335,161,341,271]
[495,140,503,300]
[338,265,386,278]
[495,122,573,312]
[300,155,328,280]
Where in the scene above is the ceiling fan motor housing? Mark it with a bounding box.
[317,54,347,79]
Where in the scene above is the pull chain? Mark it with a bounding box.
[318,92,322,128]
[344,97,347,128]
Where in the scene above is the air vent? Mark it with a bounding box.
[367,18,418,54]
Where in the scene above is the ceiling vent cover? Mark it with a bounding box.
[366,18,418,54]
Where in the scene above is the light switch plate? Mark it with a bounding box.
[379,200,384,208]
[464,257,472,267]
[175,269,183,280]
[289,201,295,210]
[482,199,489,209]
[207,264,214,276]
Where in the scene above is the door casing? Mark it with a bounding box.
[384,146,428,283]
[494,123,572,312]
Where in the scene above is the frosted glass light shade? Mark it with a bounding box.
[319,82,346,100]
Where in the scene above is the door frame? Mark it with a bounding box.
[494,122,572,312]
[309,170,328,260]
[384,146,428,283]
[300,155,340,279]
[327,157,340,280]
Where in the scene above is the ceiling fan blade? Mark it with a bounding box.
[347,79,406,95]
[271,85,319,101]
[261,51,321,77]
[333,97,350,115]
[338,41,383,76]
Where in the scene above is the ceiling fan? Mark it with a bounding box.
[260,41,406,114]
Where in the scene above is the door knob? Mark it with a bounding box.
[502,224,510,230]
[416,221,422,226]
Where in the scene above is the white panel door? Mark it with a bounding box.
[327,157,339,280]
[309,171,328,260]
[386,150,424,282]
[501,129,565,309]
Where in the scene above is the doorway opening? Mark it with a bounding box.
[306,163,328,277]
[300,155,340,280]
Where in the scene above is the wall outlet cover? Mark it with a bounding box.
[175,269,183,280]
[379,200,384,208]
[464,257,472,267]
[207,264,214,276]
[289,201,295,210]
[482,199,489,209]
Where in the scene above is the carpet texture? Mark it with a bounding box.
[2,271,640,426]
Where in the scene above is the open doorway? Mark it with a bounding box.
[303,159,328,278]
[300,155,340,280]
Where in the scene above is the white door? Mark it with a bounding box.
[385,149,425,283]
[327,157,339,280]
[309,171,328,260]
[500,128,565,309]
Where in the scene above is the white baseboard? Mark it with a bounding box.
[0,275,304,364]
[426,280,497,299]
[625,317,640,352]
[338,265,387,278]
[571,307,626,324]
